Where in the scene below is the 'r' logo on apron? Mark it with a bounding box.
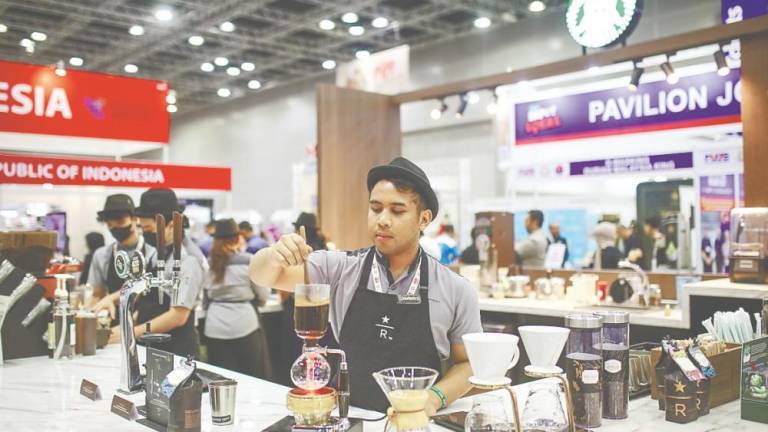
[375,315,394,341]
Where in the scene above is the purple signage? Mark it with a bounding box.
[570,152,693,176]
[722,0,768,23]
[515,70,741,145]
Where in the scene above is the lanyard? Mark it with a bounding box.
[371,252,422,296]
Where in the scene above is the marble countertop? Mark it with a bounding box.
[2,345,762,432]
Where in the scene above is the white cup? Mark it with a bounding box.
[463,333,520,382]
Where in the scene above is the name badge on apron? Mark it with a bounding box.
[397,294,421,305]
[373,254,423,305]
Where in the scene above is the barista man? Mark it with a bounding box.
[90,194,156,323]
[96,188,207,358]
[250,157,482,414]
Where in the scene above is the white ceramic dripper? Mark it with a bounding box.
[518,326,570,375]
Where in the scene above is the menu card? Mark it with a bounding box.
[741,336,768,424]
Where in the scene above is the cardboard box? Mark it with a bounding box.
[650,343,742,408]
[0,231,57,251]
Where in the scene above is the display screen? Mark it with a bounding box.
[44,212,67,252]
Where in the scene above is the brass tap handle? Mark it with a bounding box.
[172,211,183,262]
[155,214,166,261]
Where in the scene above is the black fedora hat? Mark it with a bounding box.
[367,157,439,218]
[97,194,135,221]
[135,188,184,218]
[213,218,240,239]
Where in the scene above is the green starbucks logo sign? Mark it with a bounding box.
[566,0,642,48]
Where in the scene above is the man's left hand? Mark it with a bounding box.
[425,391,442,417]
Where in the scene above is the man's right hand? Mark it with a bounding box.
[270,233,313,268]
[93,296,117,320]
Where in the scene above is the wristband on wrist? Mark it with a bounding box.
[429,386,447,410]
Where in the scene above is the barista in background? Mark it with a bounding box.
[204,218,271,378]
[459,227,484,265]
[515,210,547,268]
[197,221,216,257]
[643,216,668,270]
[590,221,622,270]
[79,232,104,285]
[547,222,569,267]
[239,221,269,254]
[90,194,156,321]
[98,188,207,358]
[617,223,643,265]
[436,224,461,265]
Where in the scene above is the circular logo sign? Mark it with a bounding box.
[566,0,642,48]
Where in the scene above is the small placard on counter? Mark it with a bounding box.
[111,395,139,421]
[80,379,101,401]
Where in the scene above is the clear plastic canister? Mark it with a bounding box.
[596,311,630,420]
[565,313,603,429]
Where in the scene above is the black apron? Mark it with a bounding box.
[339,247,442,413]
[135,245,197,358]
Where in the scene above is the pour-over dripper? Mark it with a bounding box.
[373,367,438,432]
[519,326,570,376]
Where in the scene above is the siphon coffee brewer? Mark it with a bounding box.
[596,311,630,420]
[565,313,603,429]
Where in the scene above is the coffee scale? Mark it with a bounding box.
[463,327,577,432]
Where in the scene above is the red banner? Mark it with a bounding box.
[0,60,169,143]
[0,153,231,191]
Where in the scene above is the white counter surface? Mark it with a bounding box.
[1,345,763,432]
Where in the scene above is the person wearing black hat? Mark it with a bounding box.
[249,157,481,414]
[203,218,272,378]
[99,188,208,358]
[90,194,156,322]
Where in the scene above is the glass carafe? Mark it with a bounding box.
[464,394,514,432]
[521,381,568,432]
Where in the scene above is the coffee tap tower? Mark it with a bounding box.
[118,212,183,394]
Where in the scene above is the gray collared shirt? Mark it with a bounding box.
[308,248,482,360]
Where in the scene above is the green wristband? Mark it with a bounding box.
[429,386,447,409]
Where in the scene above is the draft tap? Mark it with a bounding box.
[117,249,150,393]
[151,214,167,304]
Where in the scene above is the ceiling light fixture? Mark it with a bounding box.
[214,56,229,66]
[219,21,236,32]
[226,66,240,76]
[660,56,678,84]
[20,38,35,54]
[129,25,145,36]
[217,88,231,98]
[201,62,214,72]
[341,12,359,24]
[69,57,83,67]
[154,8,174,22]
[188,35,204,46]
[349,26,364,36]
[166,90,177,104]
[318,19,335,31]
[124,64,138,73]
[467,91,480,104]
[528,1,546,13]
[486,94,499,115]
[355,50,370,59]
[322,59,336,70]
[0,24,7,33]
[455,93,468,118]
[714,48,730,76]
[627,63,644,91]
[372,17,389,28]
[241,62,255,71]
[31,31,47,42]
[474,17,491,29]
[167,104,178,113]
[248,79,262,90]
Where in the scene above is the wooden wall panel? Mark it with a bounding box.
[741,32,768,207]
[317,85,401,250]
